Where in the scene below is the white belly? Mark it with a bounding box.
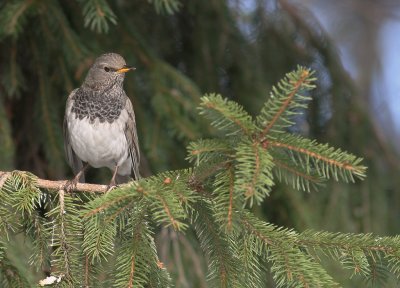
[67,112,131,175]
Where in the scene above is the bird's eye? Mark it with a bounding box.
[104,67,110,72]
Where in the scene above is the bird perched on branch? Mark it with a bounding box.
[63,53,140,190]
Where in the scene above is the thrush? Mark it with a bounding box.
[63,53,140,190]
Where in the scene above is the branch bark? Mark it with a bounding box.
[0,171,111,193]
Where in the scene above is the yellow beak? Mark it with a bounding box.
[116,66,135,73]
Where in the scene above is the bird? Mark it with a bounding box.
[63,53,140,190]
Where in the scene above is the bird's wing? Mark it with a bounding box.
[63,88,85,181]
[124,97,140,180]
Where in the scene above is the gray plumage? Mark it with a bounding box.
[64,53,140,186]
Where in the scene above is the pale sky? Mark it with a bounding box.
[379,20,400,134]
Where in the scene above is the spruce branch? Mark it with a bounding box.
[235,139,274,206]
[148,0,181,15]
[240,212,339,287]
[138,170,198,230]
[199,93,255,136]
[194,66,366,205]
[82,212,116,263]
[191,202,242,287]
[81,0,117,33]
[240,211,400,285]
[82,188,137,218]
[257,67,315,137]
[0,0,36,39]
[263,134,367,182]
[4,171,41,215]
[0,170,43,244]
[28,212,51,272]
[213,166,238,232]
[187,138,233,165]
[45,189,83,284]
[272,158,322,192]
[235,235,266,287]
[113,202,170,288]
[84,254,90,287]
[154,193,181,230]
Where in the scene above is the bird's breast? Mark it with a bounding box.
[67,107,130,170]
[71,88,126,123]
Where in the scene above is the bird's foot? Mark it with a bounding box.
[106,179,118,193]
[63,178,79,192]
[106,185,118,193]
[63,164,88,192]
[105,185,118,193]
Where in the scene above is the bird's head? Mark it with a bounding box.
[83,53,135,91]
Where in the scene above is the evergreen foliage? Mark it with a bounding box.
[80,0,117,33]
[1,66,399,287]
[148,0,181,15]
[0,1,399,287]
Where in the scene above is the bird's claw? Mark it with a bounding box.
[63,178,78,192]
[106,179,118,193]
[106,184,118,193]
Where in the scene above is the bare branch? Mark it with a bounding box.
[0,171,112,193]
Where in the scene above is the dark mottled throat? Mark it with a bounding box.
[71,85,126,124]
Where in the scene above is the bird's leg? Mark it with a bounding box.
[64,163,89,192]
[107,165,119,192]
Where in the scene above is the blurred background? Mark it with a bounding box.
[0,0,399,286]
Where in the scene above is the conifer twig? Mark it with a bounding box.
[273,159,320,183]
[227,167,235,231]
[264,140,362,173]
[260,69,310,137]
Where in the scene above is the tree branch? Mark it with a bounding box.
[0,171,110,193]
[260,69,310,137]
